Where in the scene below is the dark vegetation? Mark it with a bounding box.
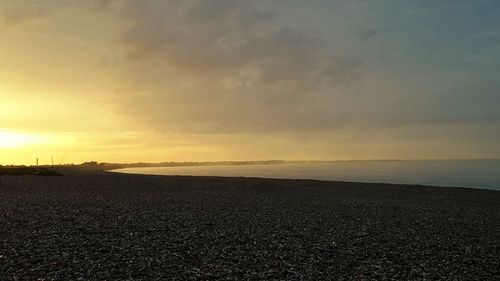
[0,166,62,176]
[1,160,402,176]
[0,161,308,175]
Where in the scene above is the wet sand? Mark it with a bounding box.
[0,172,499,280]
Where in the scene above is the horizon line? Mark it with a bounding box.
[2,158,500,167]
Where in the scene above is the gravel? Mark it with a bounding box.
[0,172,499,280]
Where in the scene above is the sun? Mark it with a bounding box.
[0,131,46,148]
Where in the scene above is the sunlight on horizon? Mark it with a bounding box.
[0,130,48,148]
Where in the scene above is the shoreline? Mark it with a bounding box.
[1,172,499,279]
[109,163,500,191]
[110,169,500,192]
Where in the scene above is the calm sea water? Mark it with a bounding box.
[113,160,500,190]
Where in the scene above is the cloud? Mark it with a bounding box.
[2,4,49,25]
[358,28,381,41]
[96,0,362,133]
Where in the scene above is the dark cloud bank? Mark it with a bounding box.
[96,0,364,134]
[73,1,500,140]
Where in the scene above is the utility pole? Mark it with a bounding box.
[51,155,54,166]
[36,158,38,166]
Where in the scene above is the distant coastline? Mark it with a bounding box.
[4,159,400,172]
[2,158,499,174]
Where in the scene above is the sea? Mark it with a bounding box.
[113,160,500,190]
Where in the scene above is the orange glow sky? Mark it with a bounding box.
[1,1,499,165]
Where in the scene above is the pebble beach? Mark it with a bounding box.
[0,172,499,280]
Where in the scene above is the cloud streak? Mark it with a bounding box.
[2,4,49,25]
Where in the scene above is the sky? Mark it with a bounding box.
[1,0,499,165]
